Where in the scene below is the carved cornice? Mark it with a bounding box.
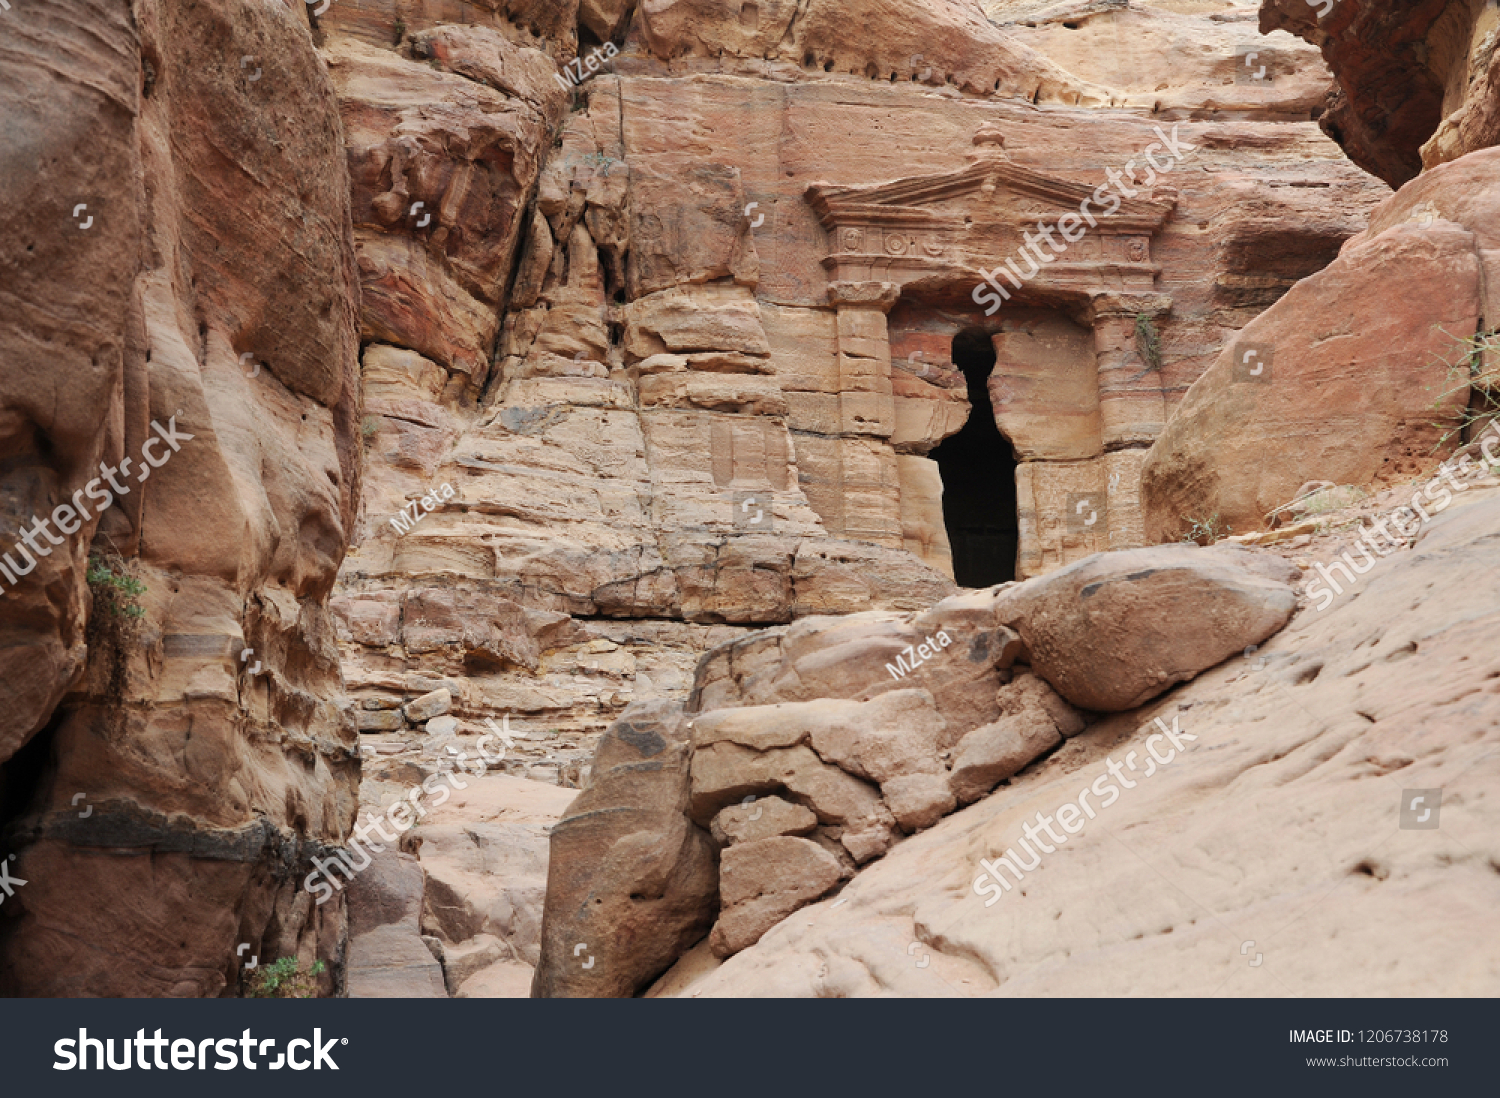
[804,145,1179,302]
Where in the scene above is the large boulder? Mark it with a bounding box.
[994,545,1300,712]
[531,702,718,998]
[1141,222,1480,543]
[346,849,448,998]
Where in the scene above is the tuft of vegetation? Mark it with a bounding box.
[1179,514,1231,546]
[1426,326,1500,451]
[86,551,146,716]
[87,553,146,623]
[1134,313,1163,373]
[361,415,381,439]
[392,18,406,47]
[244,957,327,999]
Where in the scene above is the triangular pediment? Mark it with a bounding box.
[806,153,1176,234]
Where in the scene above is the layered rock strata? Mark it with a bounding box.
[324,0,1386,789]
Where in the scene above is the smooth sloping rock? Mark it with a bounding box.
[709,836,845,958]
[532,702,718,998]
[994,544,1300,712]
[669,488,1500,997]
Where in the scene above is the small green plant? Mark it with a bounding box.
[361,415,381,439]
[244,957,327,999]
[1134,313,1163,374]
[1426,326,1500,451]
[1180,514,1231,546]
[87,554,146,621]
[86,551,146,712]
[392,18,406,46]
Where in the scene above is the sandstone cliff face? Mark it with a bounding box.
[11,0,1471,1001]
[0,0,361,995]
[1143,4,1500,545]
[324,0,1385,800]
[532,540,1300,994]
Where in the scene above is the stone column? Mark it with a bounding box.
[822,280,903,548]
[1088,292,1172,552]
[1088,291,1173,450]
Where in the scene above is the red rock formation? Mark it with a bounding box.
[0,0,361,996]
[1261,0,1500,183]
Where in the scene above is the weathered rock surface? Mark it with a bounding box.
[1142,146,1500,542]
[531,702,718,998]
[665,487,1500,997]
[324,0,1385,791]
[343,768,575,998]
[0,0,361,996]
[711,795,819,847]
[347,849,448,998]
[4,0,1438,999]
[541,537,1299,972]
[997,0,1331,120]
[709,836,845,958]
[948,671,1082,805]
[1261,0,1500,183]
[994,544,1301,711]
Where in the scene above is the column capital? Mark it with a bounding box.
[827,281,902,312]
[1087,292,1173,323]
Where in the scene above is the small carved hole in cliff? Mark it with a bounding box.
[931,328,1019,587]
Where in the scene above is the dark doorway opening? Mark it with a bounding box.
[930,328,1019,587]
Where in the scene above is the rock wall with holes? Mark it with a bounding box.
[0,0,362,995]
[322,0,1386,790]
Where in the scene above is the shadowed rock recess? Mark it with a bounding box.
[2,0,1496,998]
